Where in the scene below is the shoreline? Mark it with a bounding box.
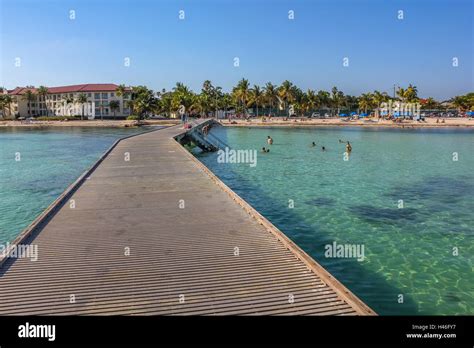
[219,117,474,128]
[0,119,181,128]
[1,117,473,129]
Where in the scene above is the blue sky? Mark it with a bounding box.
[0,0,472,99]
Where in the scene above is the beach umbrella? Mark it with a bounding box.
[350,112,357,115]
[359,113,368,117]
[467,111,474,116]
[339,113,348,117]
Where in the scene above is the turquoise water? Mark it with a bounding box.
[197,126,474,315]
[0,127,151,246]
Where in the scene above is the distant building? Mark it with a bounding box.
[5,84,132,119]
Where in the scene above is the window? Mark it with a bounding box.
[95,108,101,115]
[88,93,91,97]
[110,92,114,97]
[94,93,100,99]
[102,93,108,99]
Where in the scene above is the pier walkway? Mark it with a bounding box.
[0,121,375,315]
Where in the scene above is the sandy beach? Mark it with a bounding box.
[1,117,473,129]
[219,117,474,128]
[0,119,181,128]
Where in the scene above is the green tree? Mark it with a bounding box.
[109,100,120,119]
[0,94,13,119]
[37,86,49,116]
[232,78,251,117]
[305,89,320,114]
[263,82,279,115]
[358,93,374,114]
[62,95,74,118]
[421,97,439,110]
[22,90,36,117]
[76,93,88,120]
[278,80,295,116]
[248,85,265,117]
[330,87,345,116]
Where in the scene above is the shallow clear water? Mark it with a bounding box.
[197,126,474,315]
[0,127,151,246]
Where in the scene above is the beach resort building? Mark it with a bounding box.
[4,84,132,119]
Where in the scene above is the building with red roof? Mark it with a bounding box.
[4,84,132,119]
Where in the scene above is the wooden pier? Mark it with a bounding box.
[0,120,375,315]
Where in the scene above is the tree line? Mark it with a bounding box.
[1,80,473,120]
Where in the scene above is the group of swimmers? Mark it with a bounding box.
[310,139,352,152]
[263,135,352,154]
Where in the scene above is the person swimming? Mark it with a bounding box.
[267,136,273,145]
[262,147,270,153]
[322,146,326,151]
[346,141,352,152]
[311,142,316,147]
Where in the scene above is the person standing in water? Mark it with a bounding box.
[267,136,273,145]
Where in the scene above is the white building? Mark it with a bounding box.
[6,84,132,119]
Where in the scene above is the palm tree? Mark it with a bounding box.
[76,93,88,120]
[421,97,439,110]
[116,84,127,98]
[451,95,469,112]
[232,78,251,117]
[62,95,74,117]
[126,99,135,116]
[404,84,418,103]
[22,90,36,117]
[396,85,418,103]
[172,82,194,118]
[330,87,344,116]
[191,93,210,117]
[358,93,373,114]
[213,86,223,118]
[317,90,331,112]
[37,86,49,116]
[278,80,295,116]
[0,94,13,119]
[263,82,278,116]
[248,85,265,117]
[372,90,389,116]
[220,93,233,118]
[109,100,120,120]
[306,89,320,114]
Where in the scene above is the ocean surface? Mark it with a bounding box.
[0,126,152,246]
[197,126,474,315]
